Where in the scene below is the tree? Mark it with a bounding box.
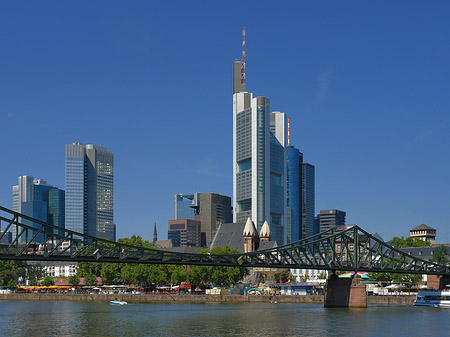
[300,274,308,283]
[27,264,46,286]
[165,265,188,284]
[431,246,449,265]
[84,273,97,286]
[389,236,431,248]
[0,260,26,286]
[42,276,55,286]
[190,246,249,287]
[68,275,80,285]
[76,262,102,278]
[275,271,290,283]
[101,263,122,285]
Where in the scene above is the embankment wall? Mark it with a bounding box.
[0,293,414,305]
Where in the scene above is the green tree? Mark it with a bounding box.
[274,271,290,283]
[101,263,122,285]
[165,265,189,284]
[389,236,431,248]
[0,260,27,287]
[42,276,55,286]
[84,273,97,286]
[300,274,308,283]
[190,246,248,287]
[76,262,102,278]
[431,246,449,265]
[68,275,80,285]
[27,264,46,286]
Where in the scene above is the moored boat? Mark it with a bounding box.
[414,290,450,307]
[110,300,127,305]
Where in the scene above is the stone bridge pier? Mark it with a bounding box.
[324,273,367,308]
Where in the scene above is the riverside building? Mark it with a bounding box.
[65,143,115,241]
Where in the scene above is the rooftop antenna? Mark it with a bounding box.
[288,118,291,146]
[241,27,246,85]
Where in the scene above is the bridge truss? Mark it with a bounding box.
[0,206,449,275]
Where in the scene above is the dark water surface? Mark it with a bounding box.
[0,301,449,336]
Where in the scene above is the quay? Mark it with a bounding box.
[0,293,414,305]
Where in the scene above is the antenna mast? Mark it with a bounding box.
[241,27,246,84]
[288,118,291,146]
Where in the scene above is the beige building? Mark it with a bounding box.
[410,224,436,244]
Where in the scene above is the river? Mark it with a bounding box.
[0,301,449,336]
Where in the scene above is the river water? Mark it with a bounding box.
[0,301,449,336]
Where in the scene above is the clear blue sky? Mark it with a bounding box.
[1,1,450,242]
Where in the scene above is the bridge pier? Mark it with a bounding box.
[427,275,450,290]
[324,273,367,308]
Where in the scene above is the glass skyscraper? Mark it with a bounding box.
[287,146,301,242]
[65,143,115,241]
[12,176,64,243]
[233,61,287,244]
[286,147,316,241]
[174,193,199,220]
[302,162,315,238]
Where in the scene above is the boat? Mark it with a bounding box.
[110,300,127,305]
[414,290,450,307]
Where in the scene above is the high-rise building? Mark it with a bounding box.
[12,176,65,242]
[172,192,232,247]
[286,146,316,241]
[232,32,287,244]
[168,219,201,247]
[287,146,301,242]
[198,193,233,246]
[302,162,315,238]
[174,193,199,220]
[65,143,114,241]
[319,209,346,232]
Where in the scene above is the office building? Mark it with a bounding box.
[232,32,287,244]
[286,145,316,241]
[287,146,301,242]
[65,143,115,241]
[173,192,232,247]
[168,219,201,247]
[302,162,315,238]
[174,193,199,220]
[319,209,346,232]
[198,193,233,246]
[12,176,65,242]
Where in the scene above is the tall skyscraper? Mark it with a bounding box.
[65,143,115,241]
[301,162,315,238]
[286,148,316,241]
[12,176,65,242]
[287,146,301,242]
[232,29,287,244]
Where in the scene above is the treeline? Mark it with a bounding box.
[74,235,249,287]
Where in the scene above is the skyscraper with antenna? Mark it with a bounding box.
[232,28,287,244]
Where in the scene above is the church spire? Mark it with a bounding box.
[153,222,158,245]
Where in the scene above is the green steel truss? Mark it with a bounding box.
[1,206,449,275]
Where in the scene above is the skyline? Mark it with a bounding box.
[2,1,450,243]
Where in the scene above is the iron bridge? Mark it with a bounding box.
[1,206,449,275]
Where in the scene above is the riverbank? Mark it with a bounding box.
[0,293,415,305]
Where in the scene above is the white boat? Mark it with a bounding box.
[110,300,127,305]
[414,290,450,307]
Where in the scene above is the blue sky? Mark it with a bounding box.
[1,1,450,242]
